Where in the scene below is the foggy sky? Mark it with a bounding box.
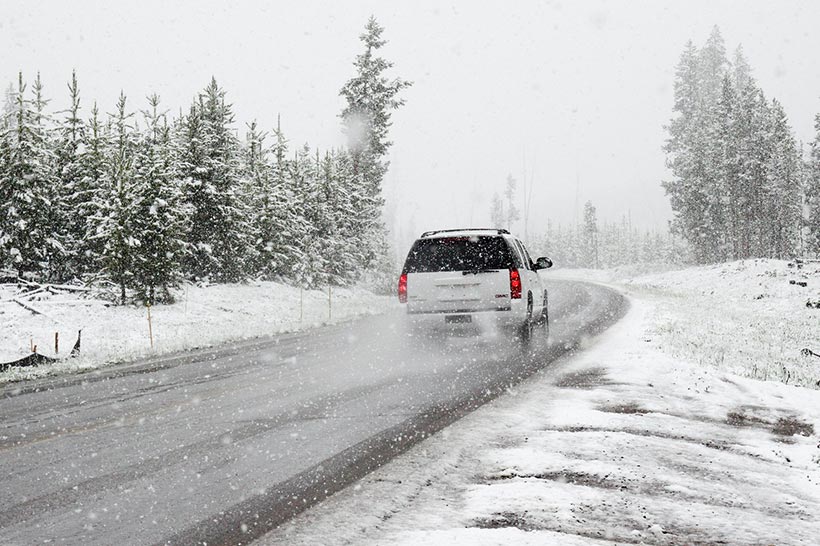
[3,0,820,249]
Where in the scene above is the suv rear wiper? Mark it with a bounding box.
[462,269,499,275]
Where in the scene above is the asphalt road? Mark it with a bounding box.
[0,279,626,546]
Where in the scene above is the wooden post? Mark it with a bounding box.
[328,285,332,321]
[299,287,303,323]
[30,337,33,352]
[55,332,59,354]
[147,303,154,349]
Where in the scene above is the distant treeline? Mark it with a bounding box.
[0,17,409,304]
[530,202,690,269]
[664,27,820,263]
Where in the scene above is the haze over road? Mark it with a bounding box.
[0,280,625,545]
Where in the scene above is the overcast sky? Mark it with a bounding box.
[3,0,820,247]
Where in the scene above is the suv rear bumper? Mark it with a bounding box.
[405,306,524,336]
[406,305,511,314]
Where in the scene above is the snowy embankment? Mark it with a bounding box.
[568,259,820,389]
[262,260,820,545]
[0,282,391,384]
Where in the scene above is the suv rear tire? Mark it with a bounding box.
[517,295,534,345]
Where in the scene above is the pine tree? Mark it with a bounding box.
[267,118,307,279]
[663,41,714,263]
[287,144,322,286]
[663,30,802,263]
[131,94,189,303]
[88,92,138,304]
[697,27,728,109]
[714,74,742,259]
[241,120,269,277]
[54,70,91,279]
[737,84,771,257]
[765,99,802,259]
[330,148,364,283]
[79,103,108,276]
[339,17,410,280]
[340,17,411,186]
[180,78,249,282]
[0,72,59,279]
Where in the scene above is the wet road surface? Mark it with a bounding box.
[0,280,626,545]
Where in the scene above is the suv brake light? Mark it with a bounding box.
[398,273,408,303]
[509,268,522,299]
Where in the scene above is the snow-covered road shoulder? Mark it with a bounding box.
[0,282,392,384]
[263,286,820,545]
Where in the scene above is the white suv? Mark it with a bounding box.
[398,228,552,343]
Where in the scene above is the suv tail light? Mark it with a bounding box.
[509,268,522,299]
[398,273,408,303]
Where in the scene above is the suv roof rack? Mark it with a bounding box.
[420,228,510,238]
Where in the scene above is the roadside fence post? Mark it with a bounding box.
[147,303,154,350]
[328,285,332,321]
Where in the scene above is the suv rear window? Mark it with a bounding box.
[403,236,515,273]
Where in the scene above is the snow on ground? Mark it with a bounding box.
[262,262,820,545]
[553,259,820,389]
[0,282,391,384]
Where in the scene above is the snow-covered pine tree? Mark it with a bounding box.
[315,150,345,285]
[664,30,802,263]
[0,72,60,280]
[339,17,410,282]
[765,99,802,259]
[86,93,138,303]
[79,103,108,277]
[736,84,772,258]
[697,29,730,262]
[179,78,249,282]
[330,147,365,283]
[241,120,268,277]
[268,118,307,280]
[54,71,92,280]
[131,94,189,304]
[30,73,64,280]
[289,144,325,287]
[242,118,301,281]
[714,74,742,260]
[808,114,820,255]
[340,17,411,187]
[177,102,209,278]
[697,27,729,110]
[663,41,714,263]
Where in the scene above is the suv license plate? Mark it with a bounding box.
[446,315,472,324]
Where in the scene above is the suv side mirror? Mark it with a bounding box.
[534,257,553,270]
